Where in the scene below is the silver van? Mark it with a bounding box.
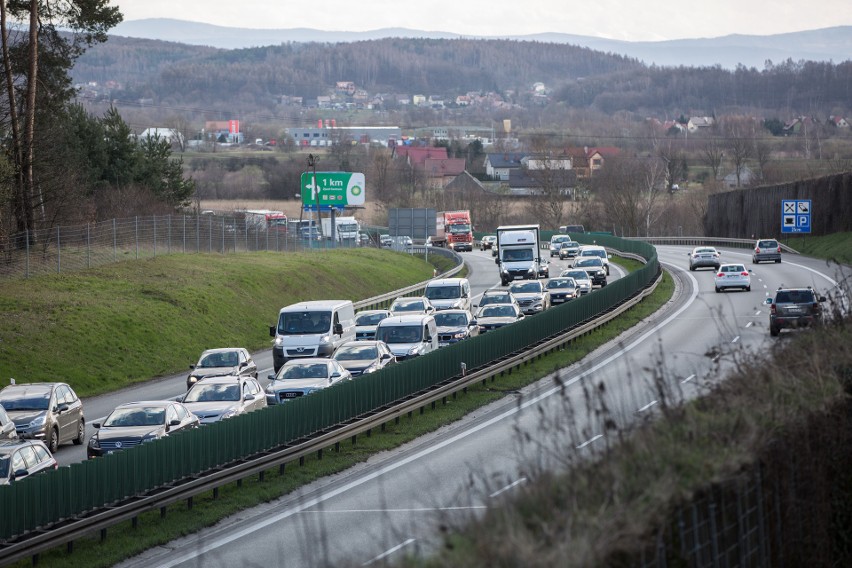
[375,314,438,361]
[270,300,356,372]
[424,278,472,311]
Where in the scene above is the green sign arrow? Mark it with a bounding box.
[300,172,366,207]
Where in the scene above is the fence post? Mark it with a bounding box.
[221,217,225,254]
[25,230,29,278]
[113,218,117,262]
[87,223,90,269]
[183,215,186,253]
[57,226,61,274]
[153,215,157,258]
[208,215,212,253]
[167,215,171,255]
[135,216,139,260]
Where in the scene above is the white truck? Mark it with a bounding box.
[320,216,360,242]
[495,225,542,286]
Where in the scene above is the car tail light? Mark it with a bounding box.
[813,302,821,313]
[741,271,749,276]
[770,303,776,314]
[755,247,760,253]
[777,246,781,253]
[716,272,724,277]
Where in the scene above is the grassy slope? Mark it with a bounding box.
[784,231,852,265]
[0,249,431,396]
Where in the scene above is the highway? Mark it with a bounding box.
[110,245,846,568]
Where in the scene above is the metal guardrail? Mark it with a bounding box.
[0,242,655,564]
[622,236,800,254]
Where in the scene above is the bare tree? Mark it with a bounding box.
[698,131,726,181]
[592,156,668,237]
[521,138,574,230]
[720,116,756,188]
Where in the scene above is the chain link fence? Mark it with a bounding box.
[0,214,366,279]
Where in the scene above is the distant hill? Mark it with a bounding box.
[112,18,852,69]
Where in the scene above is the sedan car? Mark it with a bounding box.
[187,347,257,390]
[687,246,721,271]
[265,358,352,404]
[0,439,57,485]
[476,289,519,310]
[560,269,593,295]
[354,309,393,340]
[572,257,608,287]
[753,238,781,264]
[558,241,580,260]
[433,309,480,347]
[332,340,396,376]
[714,264,751,293]
[87,401,199,459]
[475,304,525,333]
[480,235,497,250]
[0,382,85,453]
[179,375,266,424]
[509,280,550,315]
[389,296,436,316]
[546,277,580,304]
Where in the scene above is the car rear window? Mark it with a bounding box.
[775,290,814,303]
[759,240,777,248]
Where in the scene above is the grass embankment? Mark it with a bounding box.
[0,249,432,396]
[14,257,671,568]
[784,231,852,265]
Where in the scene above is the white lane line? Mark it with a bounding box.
[149,262,702,568]
[681,374,696,384]
[304,507,486,514]
[745,322,754,328]
[638,400,658,412]
[732,336,740,343]
[362,538,416,566]
[576,434,603,449]
[763,284,768,289]
[755,311,761,316]
[490,478,528,498]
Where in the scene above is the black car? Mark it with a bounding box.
[572,257,607,287]
[87,400,199,459]
[766,286,827,337]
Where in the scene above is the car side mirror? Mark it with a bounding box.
[176,395,185,403]
[494,258,499,264]
[331,371,341,378]
[381,353,392,360]
[819,296,827,302]
[269,325,276,338]
[12,469,28,480]
[189,364,196,370]
[469,320,477,327]
[764,298,773,305]
[93,422,101,429]
[56,404,69,414]
[239,361,247,368]
[334,323,343,335]
[169,419,181,427]
[267,373,276,381]
[244,393,255,401]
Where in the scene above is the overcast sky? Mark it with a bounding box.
[114,0,850,41]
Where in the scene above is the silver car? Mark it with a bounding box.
[687,246,721,271]
[0,382,85,453]
[752,238,781,264]
[265,358,352,404]
[180,375,266,424]
[561,269,593,295]
[509,280,550,315]
[187,347,257,390]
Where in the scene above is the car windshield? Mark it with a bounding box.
[183,384,240,403]
[425,286,460,300]
[392,300,424,312]
[279,311,332,335]
[502,249,534,262]
[435,313,468,327]
[334,345,378,361]
[198,351,239,368]
[280,364,328,380]
[377,325,422,344]
[480,293,510,306]
[576,258,602,267]
[0,389,50,411]
[551,236,569,245]
[775,290,815,303]
[547,279,575,289]
[510,282,541,294]
[481,306,515,318]
[103,407,166,427]
[564,271,589,281]
[582,250,605,258]
[356,312,388,326]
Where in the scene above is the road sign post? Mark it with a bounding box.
[781,199,811,234]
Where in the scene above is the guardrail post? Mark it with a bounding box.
[317,449,323,460]
[100,528,107,542]
[160,506,167,518]
[57,226,61,273]
[67,541,73,554]
[187,497,193,509]
[258,471,265,482]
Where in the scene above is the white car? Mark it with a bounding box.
[578,245,610,275]
[389,296,436,315]
[560,269,593,295]
[687,246,721,271]
[714,264,751,293]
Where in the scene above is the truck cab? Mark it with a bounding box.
[495,225,541,286]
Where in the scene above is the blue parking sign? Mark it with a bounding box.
[781,200,811,234]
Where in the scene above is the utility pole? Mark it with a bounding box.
[307,154,321,242]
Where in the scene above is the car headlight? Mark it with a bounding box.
[142,432,160,443]
[452,331,467,339]
[274,336,284,347]
[88,436,99,449]
[220,409,238,420]
[188,376,199,384]
[408,345,422,356]
[527,268,535,275]
[319,335,331,344]
[29,415,46,428]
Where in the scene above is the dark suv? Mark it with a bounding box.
[765,286,827,337]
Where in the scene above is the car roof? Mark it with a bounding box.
[356,309,392,316]
[282,358,332,365]
[379,314,435,325]
[189,374,244,385]
[116,400,176,409]
[427,278,467,286]
[0,439,49,451]
[201,347,243,354]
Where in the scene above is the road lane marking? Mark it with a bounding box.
[638,400,658,412]
[490,478,528,498]
[732,336,740,343]
[363,538,416,566]
[681,374,696,384]
[576,434,603,449]
[745,322,753,328]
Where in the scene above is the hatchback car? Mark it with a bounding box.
[753,238,781,264]
[179,375,266,424]
[0,439,57,485]
[687,246,721,271]
[0,382,85,453]
[546,277,579,305]
[433,309,479,347]
[354,309,393,340]
[572,257,608,287]
[560,269,593,295]
[187,347,258,390]
[332,340,396,376]
[389,296,436,315]
[765,286,827,336]
[714,264,751,292]
[475,304,525,333]
[87,400,199,459]
[480,235,497,250]
[509,280,550,315]
[0,405,17,441]
[265,358,352,404]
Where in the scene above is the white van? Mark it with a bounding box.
[424,278,472,311]
[269,300,356,372]
[375,314,438,361]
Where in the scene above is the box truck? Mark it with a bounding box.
[495,225,542,286]
[433,210,473,251]
[320,216,360,242]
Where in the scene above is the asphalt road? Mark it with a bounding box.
[113,246,847,568]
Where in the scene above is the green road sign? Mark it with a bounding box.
[301,172,365,207]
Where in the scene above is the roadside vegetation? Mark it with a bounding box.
[7,257,671,568]
[0,249,432,396]
[785,231,852,265]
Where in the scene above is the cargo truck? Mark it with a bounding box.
[495,225,542,286]
[245,210,287,232]
[433,210,473,251]
[320,215,360,242]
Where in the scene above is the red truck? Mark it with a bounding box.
[433,210,473,252]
